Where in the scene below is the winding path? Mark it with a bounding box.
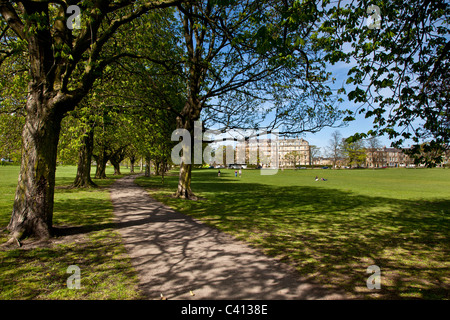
[110,174,348,300]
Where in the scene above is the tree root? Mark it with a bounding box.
[2,236,21,248]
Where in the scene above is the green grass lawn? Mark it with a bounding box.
[136,168,450,299]
[0,165,143,299]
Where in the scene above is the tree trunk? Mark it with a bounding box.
[7,102,63,240]
[110,147,126,175]
[161,160,166,184]
[94,151,109,179]
[145,156,151,177]
[111,158,121,175]
[130,156,136,173]
[73,128,97,188]
[173,103,201,200]
[175,162,196,199]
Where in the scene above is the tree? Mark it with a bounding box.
[284,151,302,168]
[173,0,345,199]
[409,142,449,167]
[126,144,139,174]
[0,113,23,162]
[71,106,97,187]
[73,123,96,185]
[309,145,321,165]
[89,6,184,180]
[0,37,27,163]
[319,0,450,166]
[91,105,135,179]
[56,101,98,187]
[365,136,384,168]
[341,138,366,168]
[326,130,342,169]
[0,0,181,241]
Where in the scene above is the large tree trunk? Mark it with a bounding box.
[7,100,63,240]
[73,128,97,188]
[175,162,196,199]
[4,3,83,242]
[173,103,201,200]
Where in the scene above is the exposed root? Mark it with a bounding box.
[2,236,21,248]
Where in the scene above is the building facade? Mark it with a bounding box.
[366,147,450,168]
[235,137,311,168]
[278,138,311,168]
[365,147,414,168]
[227,139,449,169]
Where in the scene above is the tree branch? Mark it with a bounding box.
[0,1,26,40]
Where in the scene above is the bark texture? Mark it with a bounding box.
[173,103,200,200]
[94,149,109,179]
[8,96,63,240]
[73,128,97,188]
[175,162,196,199]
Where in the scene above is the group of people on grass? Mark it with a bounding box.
[315,176,327,181]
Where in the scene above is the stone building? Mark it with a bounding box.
[235,137,311,168]
[365,147,414,168]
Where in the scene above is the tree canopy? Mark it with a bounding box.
[317,0,449,165]
[1,0,448,240]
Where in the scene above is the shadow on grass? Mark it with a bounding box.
[11,170,445,299]
[134,171,450,300]
[0,171,143,299]
[51,174,140,235]
[0,230,141,299]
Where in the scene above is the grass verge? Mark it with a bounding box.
[0,165,143,299]
[136,168,450,300]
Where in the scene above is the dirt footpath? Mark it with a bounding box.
[110,175,349,300]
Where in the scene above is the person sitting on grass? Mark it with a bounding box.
[322,177,327,181]
[315,176,319,181]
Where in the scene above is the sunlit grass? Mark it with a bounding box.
[0,165,143,300]
[136,168,450,299]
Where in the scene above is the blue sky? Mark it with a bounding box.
[275,59,395,155]
[289,45,416,155]
[206,61,406,155]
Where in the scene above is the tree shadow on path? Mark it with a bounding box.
[136,171,450,300]
[109,175,350,300]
